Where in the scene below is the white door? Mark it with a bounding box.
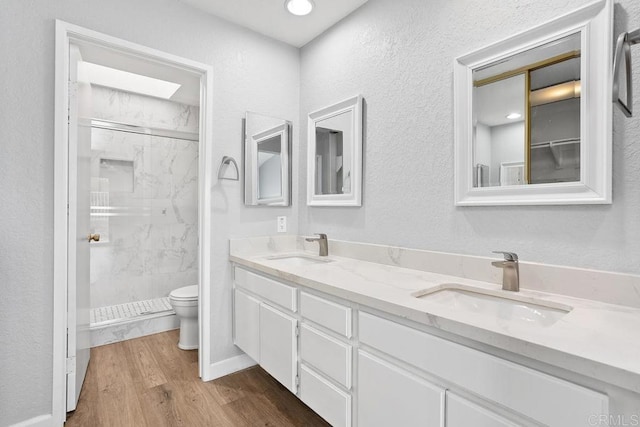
[500,161,525,186]
[259,304,297,393]
[66,43,92,412]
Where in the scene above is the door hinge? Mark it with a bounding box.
[295,325,300,337]
[66,356,76,375]
[295,375,300,387]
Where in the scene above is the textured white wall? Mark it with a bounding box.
[299,0,640,274]
[2,0,640,424]
[0,0,299,424]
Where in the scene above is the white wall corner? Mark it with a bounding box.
[203,353,257,382]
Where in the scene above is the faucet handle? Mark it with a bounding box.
[492,251,518,261]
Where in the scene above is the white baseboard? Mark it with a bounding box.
[10,414,53,427]
[203,353,257,382]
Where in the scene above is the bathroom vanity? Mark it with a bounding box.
[230,236,640,427]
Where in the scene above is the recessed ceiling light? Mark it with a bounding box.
[78,61,181,100]
[285,0,315,16]
[506,112,522,120]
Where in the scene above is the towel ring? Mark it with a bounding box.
[613,28,640,117]
[217,156,240,181]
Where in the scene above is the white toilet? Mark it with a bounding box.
[168,285,199,350]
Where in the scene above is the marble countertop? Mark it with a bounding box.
[230,246,640,394]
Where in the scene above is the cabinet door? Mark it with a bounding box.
[358,351,445,427]
[446,392,518,427]
[233,288,260,362]
[260,303,297,393]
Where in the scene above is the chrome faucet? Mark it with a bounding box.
[306,233,329,257]
[491,251,519,292]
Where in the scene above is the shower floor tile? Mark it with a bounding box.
[90,297,173,326]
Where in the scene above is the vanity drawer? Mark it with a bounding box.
[300,291,352,337]
[299,364,351,427]
[300,324,352,388]
[358,312,608,426]
[234,267,296,312]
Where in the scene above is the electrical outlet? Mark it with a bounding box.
[277,216,287,233]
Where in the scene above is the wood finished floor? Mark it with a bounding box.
[66,330,330,427]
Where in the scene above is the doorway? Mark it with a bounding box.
[53,21,213,424]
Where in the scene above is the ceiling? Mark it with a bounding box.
[76,41,201,106]
[179,0,369,47]
[475,75,526,127]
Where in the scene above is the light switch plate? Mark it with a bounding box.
[277,216,287,233]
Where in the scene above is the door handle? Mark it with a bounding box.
[88,233,100,242]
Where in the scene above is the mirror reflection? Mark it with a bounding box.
[244,112,291,206]
[257,135,282,200]
[307,95,362,206]
[472,33,581,188]
[315,113,352,195]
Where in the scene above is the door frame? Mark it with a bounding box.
[53,20,213,424]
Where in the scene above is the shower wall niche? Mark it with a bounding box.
[89,86,199,327]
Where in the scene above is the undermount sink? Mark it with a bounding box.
[413,284,572,327]
[264,253,334,267]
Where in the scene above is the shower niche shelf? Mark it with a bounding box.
[99,157,134,193]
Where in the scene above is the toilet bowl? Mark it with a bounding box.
[169,285,199,350]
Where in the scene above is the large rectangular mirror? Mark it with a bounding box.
[244,112,291,206]
[307,95,363,206]
[473,34,581,188]
[454,0,612,205]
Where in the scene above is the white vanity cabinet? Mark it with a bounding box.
[233,288,260,362]
[445,393,518,427]
[298,291,353,427]
[232,266,615,427]
[233,268,298,393]
[357,350,445,427]
[259,303,297,392]
[359,311,609,427]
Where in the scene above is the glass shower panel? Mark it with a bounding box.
[89,126,198,326]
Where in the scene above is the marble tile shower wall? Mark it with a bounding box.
[91,85,199,132]
[89,86,199,309]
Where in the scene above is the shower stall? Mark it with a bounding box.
[88,85,199,344]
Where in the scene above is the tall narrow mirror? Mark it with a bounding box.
[244,112,291,206]
[307,95,363,206]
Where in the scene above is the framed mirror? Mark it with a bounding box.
[307,95,363,206]
[454,0,612,206]
[244,112,291,206]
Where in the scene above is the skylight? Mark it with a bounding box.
[79,61,181,100]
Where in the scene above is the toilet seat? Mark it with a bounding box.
[169,285,198,301]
